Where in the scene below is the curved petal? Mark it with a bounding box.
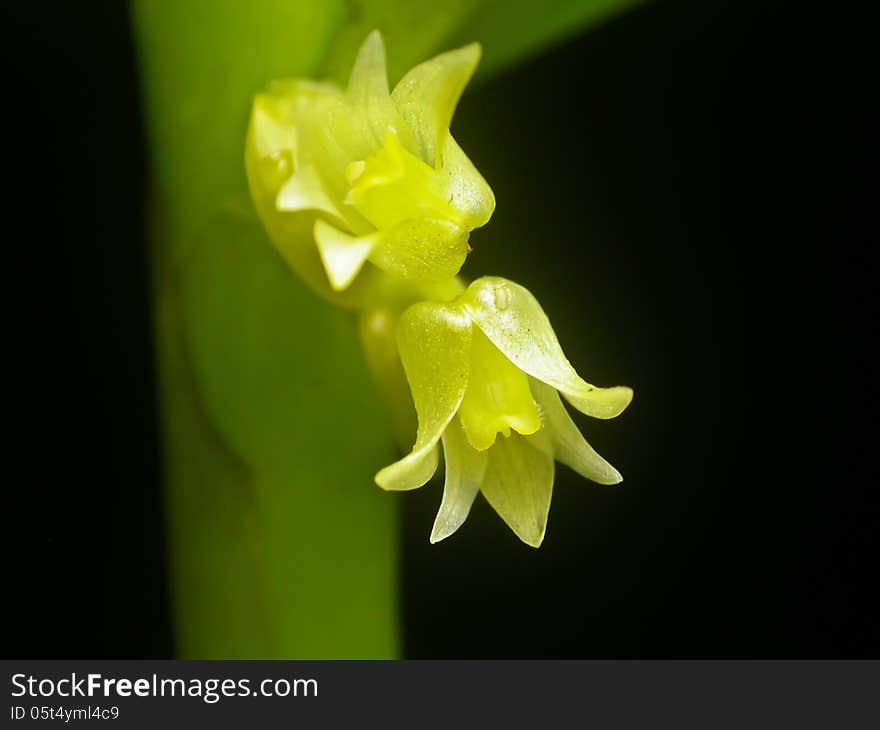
[312,220,379,291]
[529,379,622,485]
[480,433,554,548]
[464,277,633,419]
[346,31,389,104]
[374,301,472,490]
[276,164,346,221]
[431,417,489,544]
[438,134,496,230]
[391,43,481,167]
[375,442,441,493]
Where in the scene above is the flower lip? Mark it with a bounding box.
[457,327,541,451]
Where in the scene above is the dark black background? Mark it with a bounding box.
[4,0,875,658]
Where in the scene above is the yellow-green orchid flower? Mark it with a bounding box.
[246,30,495,298]
[375,277,633,547]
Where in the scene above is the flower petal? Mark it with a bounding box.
[276,164,346,221]
[431,417,489,543]
[375,301,472,491]
[529,378,622,485]
[392,43,481,167]
[346,31,388,103]
[480,433,554,548]
[346,30,414,151]
[464,277,633,419]
[375,442,441,493]
[438,134,496,230]
[312,220,378,291]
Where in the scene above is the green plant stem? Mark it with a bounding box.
[134,2,400,658]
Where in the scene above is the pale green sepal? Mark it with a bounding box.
[464,277,633,419]
[375,301,472,491]
[345,30,414,151]
[392,43,481,167]
[438,134,496,229]
[431,417,489,543]
[357,309,416,449]
[529,378,622,485]
[346,30,389,106]
[276,164,346,221]
[563,383,632,420]
[313,220,378,291]
[480,433,554,548]
[375,442,440,492]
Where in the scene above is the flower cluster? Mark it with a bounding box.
[246,31,493,304]
[247,31,632,546]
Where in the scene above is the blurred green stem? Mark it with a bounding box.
[133,2,400,658]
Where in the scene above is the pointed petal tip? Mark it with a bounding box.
[359,29,386,58]
[313,220,376,291]
[566,384,634,420]
[429,525,453,544]
[374,465,424,492]
[446,41,482,70]
[462,42,482,67]
[429,502,472,545]
[374,466,416,492]
[374,443,441,491]
[391,40,484,166]
[347,29,390,103]
[374,473,408,492]
[521,529,545,549]
[602,466,624,485]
